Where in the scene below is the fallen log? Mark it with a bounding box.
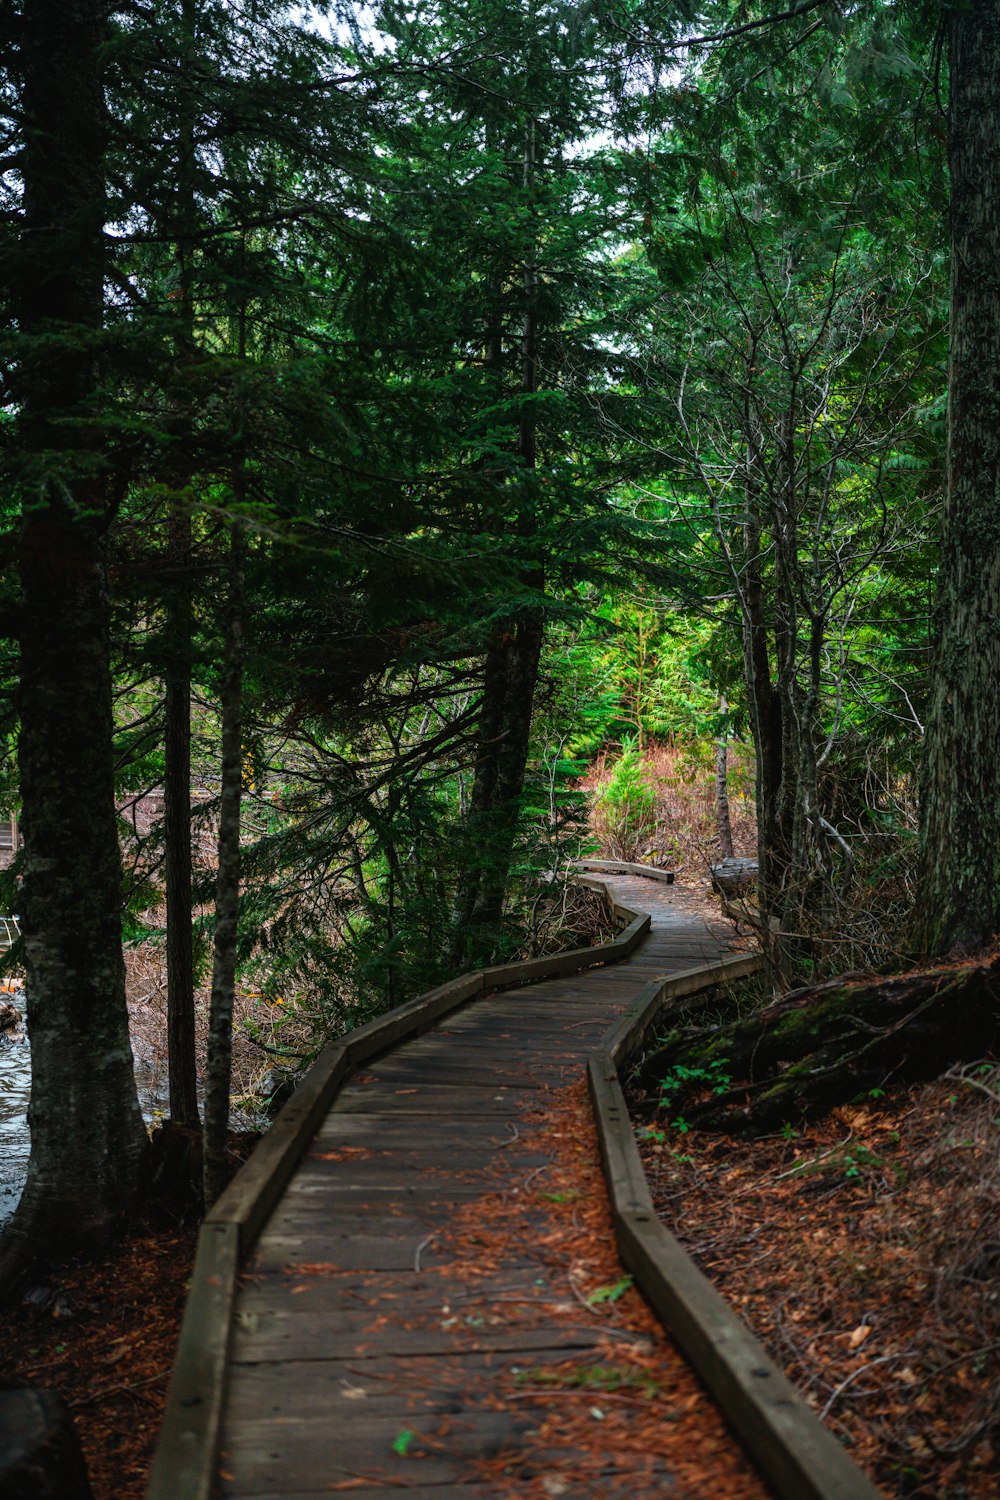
[637,948,1000,1130]
[709,856,758,896]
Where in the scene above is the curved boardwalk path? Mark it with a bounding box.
[218,879,767,1499]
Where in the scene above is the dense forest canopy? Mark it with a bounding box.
[0,0,997,1281]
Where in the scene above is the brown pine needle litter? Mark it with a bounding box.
[0,1214,196,1500]
[430,1076,772,1499]
[634,1071,1000,1499]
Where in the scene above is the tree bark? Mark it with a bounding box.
[740,491,788,947]
[915,0,1000,954]
[451,608,545,965]
[202,521,246,1208]
[451,107,545,967]
[164,509,199,1127]
[1,0,148,1282]
[715,696,734,860]
[162,0,200,1127]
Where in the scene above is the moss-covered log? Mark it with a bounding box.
[637,952,1000,1131]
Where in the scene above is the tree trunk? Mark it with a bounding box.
[452,608,545,965]
[715,696,734,860]
[162,0,200,1127]
[202,521,246,1208]
[915,0,1000,955]
[451,108,545,967]
[0,0,148,1283]
[740,500,787,945]
[164,511,199,1126]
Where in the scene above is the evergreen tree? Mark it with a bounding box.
[0,0,149,1280]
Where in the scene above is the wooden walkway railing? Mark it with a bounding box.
[147,873,882,1500]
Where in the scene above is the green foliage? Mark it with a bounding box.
[659,1058,733,1107]
[591,737,656,861]
[786,1141,906,1190]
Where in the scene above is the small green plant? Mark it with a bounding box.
[787,1141,905,1189]
[586,1276,634,1306]
[659,1058,732,1105]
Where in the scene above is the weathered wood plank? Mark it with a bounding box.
[576,858,675,883]
[230,1320,605,1365]
[218,1409,538,1493]
[327,1086,548,1115]
[224,1346,608,1414]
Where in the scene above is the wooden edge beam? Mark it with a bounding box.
[588,974,884,1500]
[575,858,675,884]
[479,906,649,991]
[605,953,764,1066]
[145,1222,239,1500]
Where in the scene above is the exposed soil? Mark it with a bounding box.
[0,1211,196,1500]
[633,1065,1000,1499]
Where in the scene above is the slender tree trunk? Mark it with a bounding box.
[715,696,734,860]
[453,608,545,965]
[451,108,546,965]
[203,521,246,1208]
[162,0,200,1126]
[915,0,1000,954]
[1,0,148,1280]
[164,510,199,1126]
[740,499,785,930]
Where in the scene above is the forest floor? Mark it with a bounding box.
[633,1066,1000,1499]
[0,1209,197,1500]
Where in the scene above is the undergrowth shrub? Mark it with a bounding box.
[589,737,656,860]
[584,736,756,873]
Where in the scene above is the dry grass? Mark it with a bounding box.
[124,931,311,1128]
[581,739,757,876]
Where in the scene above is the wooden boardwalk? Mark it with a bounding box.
[216,878,764,1498]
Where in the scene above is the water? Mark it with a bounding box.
[0,988,30,1227]
[0,993,174,1230]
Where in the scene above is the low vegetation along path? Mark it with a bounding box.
[218,877,771,1499]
